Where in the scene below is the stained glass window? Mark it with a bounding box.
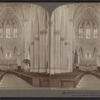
[0,27,3,38]
[93,28,98,38]
[86,24,91,39]
[13,27,18,38]
[79,27,83,38]
[6,23,10,38]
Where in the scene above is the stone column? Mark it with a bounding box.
[60,38,65,73]
[50,15,55,74]
[17,50,21,67]
[67,50,70,72]
[30,43,34,72]
[60,8,66,73]
[39,29,47,73]
[54,31,61,73]
[67,5,74,72]
[34,37,39,72]
[78,53,80,65]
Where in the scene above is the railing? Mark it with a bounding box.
[7,71,85,88]
[91,71,100,79]
[74,72,85,87]
[0,72,6,81]
[50,72,85,88]
[9,71,49,88]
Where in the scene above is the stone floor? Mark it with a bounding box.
[76,74,100,90]
[0,73,33,89]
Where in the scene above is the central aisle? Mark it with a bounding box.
[0,73,33,89]
[76,74,100,90]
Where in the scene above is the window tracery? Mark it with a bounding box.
[86,23,91,39]
[0,19,19,39]
[78,20,99,39]
[13,27,18,38]
[0,27,3,38]
[93,24,98,38]
[79,27,83,38]
[6,23,10,38]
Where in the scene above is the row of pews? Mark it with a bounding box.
[50,71,85,88]
[7,70,85,88]
[91,70,100,79]
[9,71,50,88]
[0,70,6,81]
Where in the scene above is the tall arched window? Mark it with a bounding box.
[13,26,18,38]
[0,26,3,38]
[0,19,20,39]
[79,26,83,38]
[6,23,10,38]
[93,25,98,38]
[86,23,91,39]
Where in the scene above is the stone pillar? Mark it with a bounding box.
[30,43,34,72]
[65,41,68,72]
[67,50,70,72]
[60,8,66,73]
[67,5,74,72]
[78,53,80,65]
[33,12,39,72]
[60,38,66,73]
[17,50,21,67]
[50,15,55,74]
[24,21,28,59]
[39,29,47,73]
[54,31,61,73]
[34,37,39,72]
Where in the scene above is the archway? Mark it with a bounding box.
[0,7,22,70]
[74,4,100,71]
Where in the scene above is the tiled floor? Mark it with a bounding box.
[76,74,100,90]
[0,73,33,89]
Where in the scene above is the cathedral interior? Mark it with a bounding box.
[0,3,100,90]
[50,3,100,89]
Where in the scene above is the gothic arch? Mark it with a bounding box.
[73,4,100,34]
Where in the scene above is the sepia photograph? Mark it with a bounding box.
[0,2,100,92]
[50,3,100,90]
[0,3,50,89]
